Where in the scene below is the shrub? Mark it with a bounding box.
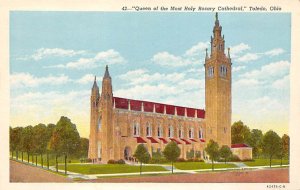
[193,158,204,162]
[176,158,186,162]
[86,158,92,163]
[229,155,241,162]
[107,159,116,164]
[116,159,125,164]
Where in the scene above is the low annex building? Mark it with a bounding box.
[88,13,252,163]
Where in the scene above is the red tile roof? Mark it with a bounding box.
[113,97,205,119]
[231,143,250,148]
[180,138,191,145]
[159,137,168,144]
[147,137,159,143]
[135,137,147,143]
[169,138,181,144]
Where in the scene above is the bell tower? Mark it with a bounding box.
[205,13,232,147]
[88,76,100,162]
[99,65,114,162]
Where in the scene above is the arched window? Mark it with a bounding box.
[168,126,174,138]
[179,126,183,138]
[133,121,139,137]
[157,125,162,137]
[146,122,152,137]
[189,128,194,139]
[199,127,203,139]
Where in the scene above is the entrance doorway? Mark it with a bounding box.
[124,146,132,160]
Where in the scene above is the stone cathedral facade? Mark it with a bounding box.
[88,14,252,163]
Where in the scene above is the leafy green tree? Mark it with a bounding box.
[49,116,81,156]
[231,120,251,144]
[248,129,263,158]
[262,130,281,167]
[280,134,289,166]
[163,141,181,174]
[205,140,220,170]
[32,123,49,167]
[20,126,34,163]
[133,144,150,175]
[219,145,232,164]
[49,116,80,171]
[79,138,89,158]
[9,127,23,159]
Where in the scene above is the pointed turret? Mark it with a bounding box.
[210,12,225,57]
[215,12,219,26]
[92,76,98,89]
[104,65,111,79]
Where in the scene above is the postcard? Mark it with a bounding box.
[0,0,299,190]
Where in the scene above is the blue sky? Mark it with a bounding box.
[10,12,290,138]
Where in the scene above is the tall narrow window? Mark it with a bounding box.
[133,122,139,137]
[168,126,173,138]
[157,124,162,137]
[146,122,151,137]
[199,128,203,139]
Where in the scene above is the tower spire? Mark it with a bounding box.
[92,75,98,89]
[104,65,111,79]
[215,12,219,26]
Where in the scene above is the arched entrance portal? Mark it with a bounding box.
[124,146,132,161]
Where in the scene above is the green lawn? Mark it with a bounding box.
[11,152,80,166]
[58,164,167,174]
[243,159,289,167]
[174,162,237,170]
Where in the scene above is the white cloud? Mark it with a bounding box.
[119,69,185,86]
[152,52,189,67]
[242,60,290,79]
[10,72,70,88]
[46,49,126,69]
[233,78,262,88]
[185,41,210,57]
[265,48,285,57]
[236,53,260,63]
[272,75,289,89]
[247,96,286,115]
[152,41,208,67]
[18,48,86,61]
[76,74,97,84]
[232,66,246,72]
[230,43,251,58]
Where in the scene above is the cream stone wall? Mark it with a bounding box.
[231,147,253,161]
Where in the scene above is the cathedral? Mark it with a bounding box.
[88,13,252,163]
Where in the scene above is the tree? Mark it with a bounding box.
[163,141,181,174]
[231,120,251,144]
[20,126,34,163]
[280,134,289,166]
[49,116,81,172]
[205,140,220,170]
[262,130,281,167]
[49,116,81,156]
[219,145,232,164]
[32,123,48,167]
[133,144,150,175]
[78,138,89,158]
[9,127,23,160]
[247,129,263,158]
